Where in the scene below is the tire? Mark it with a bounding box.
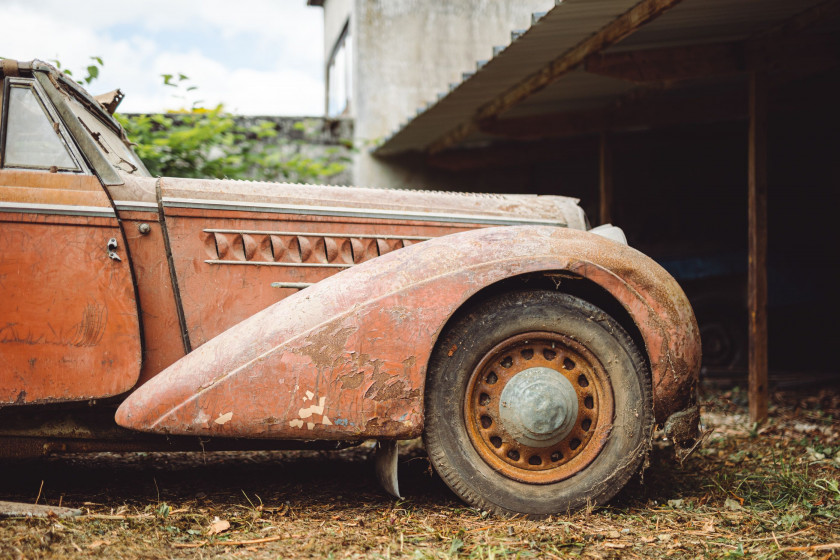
[423,290,653,516]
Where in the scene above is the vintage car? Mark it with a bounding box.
[0,59,700,516]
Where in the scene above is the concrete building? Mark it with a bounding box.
[308,0,555,189]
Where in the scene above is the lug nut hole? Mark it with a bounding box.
[543,349,557,360]
[584,396,594,409]
[490,436,502,448]
[563,358,575,370]
[479,393,491,406]
[520,348,534,360]
[550,451,563,462]
[507,450,520,461]
[528,455,542,466]
[485,371,498,385]
[577,374,589,387]
[480,415,492,429]
[581,418,592,431]
[569,438,581,450]
[500,356,513,368]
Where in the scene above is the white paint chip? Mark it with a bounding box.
[298,396,326,419]
[305,390,314,401]
[322,416,332,426]
[306,422,315,430]
[214,412,233,425]
[194,410,210,426]
[289,419,304,428]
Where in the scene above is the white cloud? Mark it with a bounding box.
[0,0,325,115]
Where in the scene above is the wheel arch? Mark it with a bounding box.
[425,262,685,427]
[430,270,650,381]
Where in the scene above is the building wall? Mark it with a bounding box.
[350,0,555,189]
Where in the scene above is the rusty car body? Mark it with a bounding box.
[0,59,700,516]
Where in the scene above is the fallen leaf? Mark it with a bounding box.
[87,540,111,549]
[207,517,231,535]
[724,498,743,511]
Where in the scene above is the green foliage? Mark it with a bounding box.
[117,108,349,183]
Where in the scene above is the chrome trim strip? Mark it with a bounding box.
[270,282,313,289]
[204,228,431,241]
[0,201,115,218]
[206,260,352,268]
[114,201,159,212]
[164,197,566,227]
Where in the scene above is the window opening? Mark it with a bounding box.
[327,21,352,117]
[3,83,78,171]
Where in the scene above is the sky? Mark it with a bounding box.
[0,0,325,116]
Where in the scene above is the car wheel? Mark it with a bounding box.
[423,290,653,516]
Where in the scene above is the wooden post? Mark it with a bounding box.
[599,132,613,225]
[748,71,769,423]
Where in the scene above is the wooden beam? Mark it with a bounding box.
[748,0,840,44]
[748,71,769,424]
[427,136,598,171]
[427,0,684,154]
[585,42,745,83]
[599,133,613,225]
[583,24,839,84]
[479,90,747,141]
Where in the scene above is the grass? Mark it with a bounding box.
[0,385,838,559]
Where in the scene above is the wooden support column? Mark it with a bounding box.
[748,71,769,423]
[599,132,613,225]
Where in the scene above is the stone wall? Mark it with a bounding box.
[232,115,354,186]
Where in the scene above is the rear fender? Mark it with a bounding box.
[115,226,700,439]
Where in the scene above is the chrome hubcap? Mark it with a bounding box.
[499,366,579,447]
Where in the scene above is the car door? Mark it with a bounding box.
[0,76,141,405]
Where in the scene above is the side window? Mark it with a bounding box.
[1,79,80,171]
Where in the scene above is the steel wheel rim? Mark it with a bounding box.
[464,332,614,484]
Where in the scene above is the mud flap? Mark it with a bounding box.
[375,440,401,499]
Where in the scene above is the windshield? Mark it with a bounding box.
[63,93,150,177]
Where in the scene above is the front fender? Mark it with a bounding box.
[116,226,700,439]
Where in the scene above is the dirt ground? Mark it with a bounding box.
[1,384,838,559]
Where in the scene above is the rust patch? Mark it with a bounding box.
[402,355,416,374]
[374,380,406,402]
[363,417,405,434]
[363,365,387,400]
[362,358,417,402]
[296,325,358,370]
[340,371,364,390]
[448,344,458,357]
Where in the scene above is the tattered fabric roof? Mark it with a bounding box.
[374,0,836,157]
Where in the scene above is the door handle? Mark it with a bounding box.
[107,238,122,262]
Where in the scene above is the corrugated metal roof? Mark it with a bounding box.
[375,0,829,156]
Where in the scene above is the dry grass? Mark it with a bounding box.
[1,385,838,559]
